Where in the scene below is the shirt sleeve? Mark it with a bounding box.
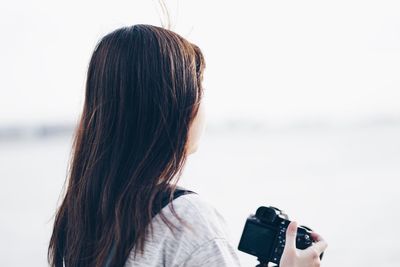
[180,237,242,267]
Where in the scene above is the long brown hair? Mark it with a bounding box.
[48,24,205,267]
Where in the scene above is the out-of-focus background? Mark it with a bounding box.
[1,1,399,266]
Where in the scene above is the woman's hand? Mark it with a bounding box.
[279,221,328,267]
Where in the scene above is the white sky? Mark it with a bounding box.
[1,0,399,125]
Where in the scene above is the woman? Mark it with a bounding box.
[48,24,327,267]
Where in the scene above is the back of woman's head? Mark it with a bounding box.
[48,24,205,267]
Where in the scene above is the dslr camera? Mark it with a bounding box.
[238,206,323,266]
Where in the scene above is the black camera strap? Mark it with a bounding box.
[104,186,195,267]
[153,186,195,215]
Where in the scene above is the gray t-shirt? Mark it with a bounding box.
[124,193,242,267]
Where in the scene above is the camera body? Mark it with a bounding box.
[238,206,321,265]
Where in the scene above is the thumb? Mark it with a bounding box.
[285,221,298,250]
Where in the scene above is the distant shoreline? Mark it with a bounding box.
[1,117,400,142]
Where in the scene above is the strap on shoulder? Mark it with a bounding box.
[155,186,196,215]
[104,186,195,267]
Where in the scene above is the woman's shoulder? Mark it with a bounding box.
[127,192,242,266]
[169,192,222,220]
[153,193,241,266]
[160,192,231,240]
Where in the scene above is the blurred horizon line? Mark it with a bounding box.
[1,115,399,142]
